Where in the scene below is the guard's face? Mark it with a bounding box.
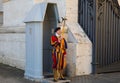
[56,29,61,35]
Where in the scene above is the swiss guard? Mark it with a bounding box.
[51,27,67,82]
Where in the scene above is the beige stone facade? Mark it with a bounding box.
[66,0,78,23]
[0,0,92,77]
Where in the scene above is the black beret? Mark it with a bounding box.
[54,27,61,33]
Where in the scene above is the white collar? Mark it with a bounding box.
[55,33,60,37]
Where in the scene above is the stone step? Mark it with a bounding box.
[42,78,71,83]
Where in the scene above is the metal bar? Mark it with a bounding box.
[112,7,115,63]
[85,1,88,34]
[109,3,113,65]
[104,3,110,65]
[116,14,119,61]
[107,3,112,65]
[118,18,120,61]
[115,13,117,62]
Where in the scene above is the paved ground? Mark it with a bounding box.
[0,63,120,83]
[0,64,38,83]
[70,73,120,83]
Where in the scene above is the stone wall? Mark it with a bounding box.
[66,0,78,22]
[0,33,25,69]
[0,0,66,70]
[3,0,66,27]
[3,0,34,26]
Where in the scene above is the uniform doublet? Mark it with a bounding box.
[51,35,67,81]
[51,35,67,69]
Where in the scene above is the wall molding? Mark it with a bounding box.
[0,26,25,33]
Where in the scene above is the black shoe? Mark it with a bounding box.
[59,78,66,80]
[53,79,58,82]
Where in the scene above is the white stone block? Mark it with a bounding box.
[66,22,92,76]
[0,34,25,70]
[66,43,77,77]
[76,43,92,75]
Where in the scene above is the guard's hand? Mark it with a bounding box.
[58,36,62,42]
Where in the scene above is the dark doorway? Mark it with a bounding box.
[78,0,120,73]
[43,4,58,76]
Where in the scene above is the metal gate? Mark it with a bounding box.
[78,0,120,73]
